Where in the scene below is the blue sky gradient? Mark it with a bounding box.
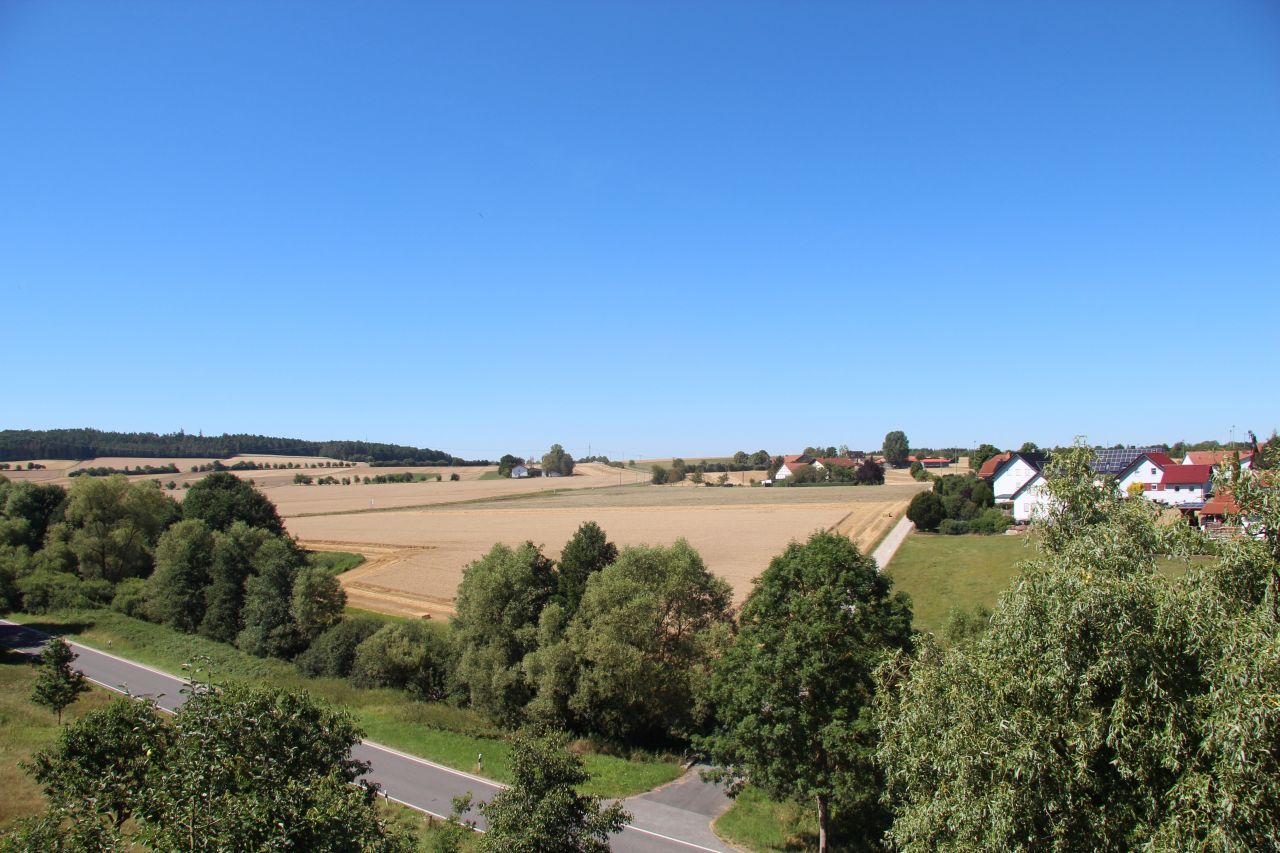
[3,1,1277,458]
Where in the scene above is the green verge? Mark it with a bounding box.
[882,533,1033,636]
[306,550,366,575]
[0,648,473,845]
[476,471,504,480]
[6,609,681,798]
[0,650,117,829]
[713,787,819,851]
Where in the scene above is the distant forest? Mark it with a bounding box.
[0,428,487,465]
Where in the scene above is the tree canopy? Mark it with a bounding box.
[183,472,285,535]
[476,730,629,852]
[541,444,575,477]
[18,683,411,851]
[701,531,913,851]
[875,444,1280,849]
[882,431,909,467]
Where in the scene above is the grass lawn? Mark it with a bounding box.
[884,533,1033,635]
[0,649,118,829]
[7,609,681,798]
[714,786,820,852]
[306,549,366,575]
[0,647,473,845]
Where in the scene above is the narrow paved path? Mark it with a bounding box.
[0,620,733,851]
[871,515,915,571]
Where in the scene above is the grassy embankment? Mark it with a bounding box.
[6,610,681,799]
[713,532,1208,850]
[0,649,462,845]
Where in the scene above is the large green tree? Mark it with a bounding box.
[882,431,910,468]
[556,521,617,615]
[147,518,215,632]
[18,684,412,851]
[63,476,178,583]
[183,471,285,535]
[291,565,347,641]
[875,444,1280,850]
[236,536,306,659]
[541,444,576,477]
[558,540,733,744]
[199,521,273,643]
[701,532,913,852]
[453,542,557,724]
[477,730,629,852]
[968,443,1001,471]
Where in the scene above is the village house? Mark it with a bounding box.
[1148,464,1214,508]
[985,452,1049,503]
[1182,450,1252,470]
[774,454,813,481]
[1115,452,1179,496]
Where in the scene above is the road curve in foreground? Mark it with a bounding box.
[0,620,734,852]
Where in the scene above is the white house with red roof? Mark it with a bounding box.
[977,451,1014,482]
[1149,464,1214,507]
[1182,450,1252,470]
[1115,452,1178,496]
[774,454,813,481]
[990,453,1049,503]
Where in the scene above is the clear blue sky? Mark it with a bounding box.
[3,1,1277,459]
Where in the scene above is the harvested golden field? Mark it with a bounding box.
[266,463,637,517]
[287,482,926,616]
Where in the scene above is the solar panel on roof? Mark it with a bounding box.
[1091,447,1159,475]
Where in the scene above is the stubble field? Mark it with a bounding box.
[287,481,927,616]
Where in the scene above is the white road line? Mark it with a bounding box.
[361,739,503,790]
[620,823,727,852]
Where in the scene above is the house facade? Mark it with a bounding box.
[1115,452,1178,496]
[990,453,1048,503]
[1011,473,1053,522]
[1148,464,1214,507]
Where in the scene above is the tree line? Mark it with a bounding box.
[0,428,474,465]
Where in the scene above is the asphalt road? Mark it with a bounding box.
[0,620,733,852]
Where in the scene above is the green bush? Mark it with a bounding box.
[294,616,383,678]
[110,577,151,619]
[907,492,946,532]
[968,508,1011,535]
[938,519,968,535]
[17,570,109,613]
[350,621,451,700]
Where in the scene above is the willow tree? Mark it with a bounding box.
[876,444,1280,850]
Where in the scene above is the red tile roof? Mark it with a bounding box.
[817,457,857,468]
[1183,450,1250,466]
[1145,452,1177,468]
[1200,494,1240,517]
[978,452,1013,480]
[1160,464,1214,487]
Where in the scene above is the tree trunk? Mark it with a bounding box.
[816,792,830,853]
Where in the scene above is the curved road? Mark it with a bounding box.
[0,620,733,852]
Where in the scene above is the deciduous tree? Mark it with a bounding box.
[875,444,1280,850]
[882,431,909,468]
[147,519,215,632]
[453,542,557,724]
[183,471,285,535]
[556,521,617,616]
[701,532,913,852]
[30,638,89,724]
[477,730,629,852]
